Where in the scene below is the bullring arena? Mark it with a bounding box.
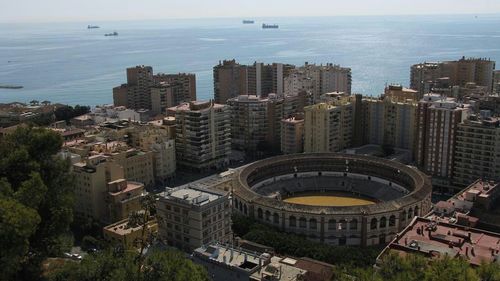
[232,153,432,246]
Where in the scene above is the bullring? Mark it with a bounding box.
[232,153,432,246]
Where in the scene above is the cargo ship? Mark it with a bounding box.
[104,31,118,36]
[0,84,23,89]
[87,25,100,29]
[262,23,279,29]
[242,20,255,24]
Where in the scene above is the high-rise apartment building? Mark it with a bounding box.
[303,100,353,153]
[494,70,500,94]
[154,73,197,103]
[361,97,417,152]
[113,66,154,110]
[213,60,249,104]
[168,101,231,171]
[453,114,500,188]
[213,60,294,102]
[415,94,471,187]
[227,94,283,153]
[113,66,196,114]
[281,114,305,154]
[285,62,352,103]
[410,57,496,98]
[156,186,232,252]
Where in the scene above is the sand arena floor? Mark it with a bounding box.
[283,193,377,207]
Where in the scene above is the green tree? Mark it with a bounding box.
[48,249,209,281]
[477,261,500,281]
[0,126,74,280]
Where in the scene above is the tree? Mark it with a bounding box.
[47,249,209,281]
[0,126,74,280]
[54,104,91,124]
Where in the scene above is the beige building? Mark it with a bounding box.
[113,66,196,114]
[494,70,500,94]
[154,72,197,103]
[96,144,155,188]
[281,114,304,154]
[415,94,471,189]
[129,125,176,184]
[285,62,352,103]
[103,218,158,249]
[383,84,419,102]
[213,60,249,104]
[361,97,417,152]
[156,186,232,252]
[410,57,496,98]
[453,114,500,188]
[304,100,353,153]
[227,94,283,153]
[168,101,231,171]
[73,155,146,224]
[106,179,146,223]
[213,60,294,102]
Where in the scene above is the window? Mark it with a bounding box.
[289,216,296,227]
[408,208,413,219]
[339,219,347,230]
[310,218,317,229]
[273,213,279,224]
[328,219,337,230]
[257,208,263,219]
[265,210,271,221]
[380,217,387,228]
[350,219,358,230]
[299,217,307,228]
[389,215,396,227]
[370,218,377,230]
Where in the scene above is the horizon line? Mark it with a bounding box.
[2,12,500,24]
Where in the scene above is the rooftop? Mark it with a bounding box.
[455,180,500,202]
[104,218,157,236]
[193,243,265,273]
[161,185,227,206]
[379,216,500,266]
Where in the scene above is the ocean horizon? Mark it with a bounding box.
[1,14,500,106]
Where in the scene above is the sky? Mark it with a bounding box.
[1,0,500,23]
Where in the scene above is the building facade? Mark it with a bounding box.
[156,186,232,252]
[281,114,305,154]
[113,66,196,114]
[410,57,496,98]
[415,94,471,190]
[227,94,283,153]
[168,101,231,171]
[304,101,353,153]
[453,115,500,187]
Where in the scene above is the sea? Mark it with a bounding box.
[1,15,500,106]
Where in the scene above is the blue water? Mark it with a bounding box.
[1,15,500,105]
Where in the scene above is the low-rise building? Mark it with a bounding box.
[156,186,232,252]
[103,218,158,249]
[377,216,500,267]
[192,243,333,281]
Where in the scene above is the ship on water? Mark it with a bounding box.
[87,25,100,29]
[0,84,23,89]
[104,31,118,37]
[242,20,255,24]
[262,23,279,29]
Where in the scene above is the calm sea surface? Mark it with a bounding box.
[1,15,500,105]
